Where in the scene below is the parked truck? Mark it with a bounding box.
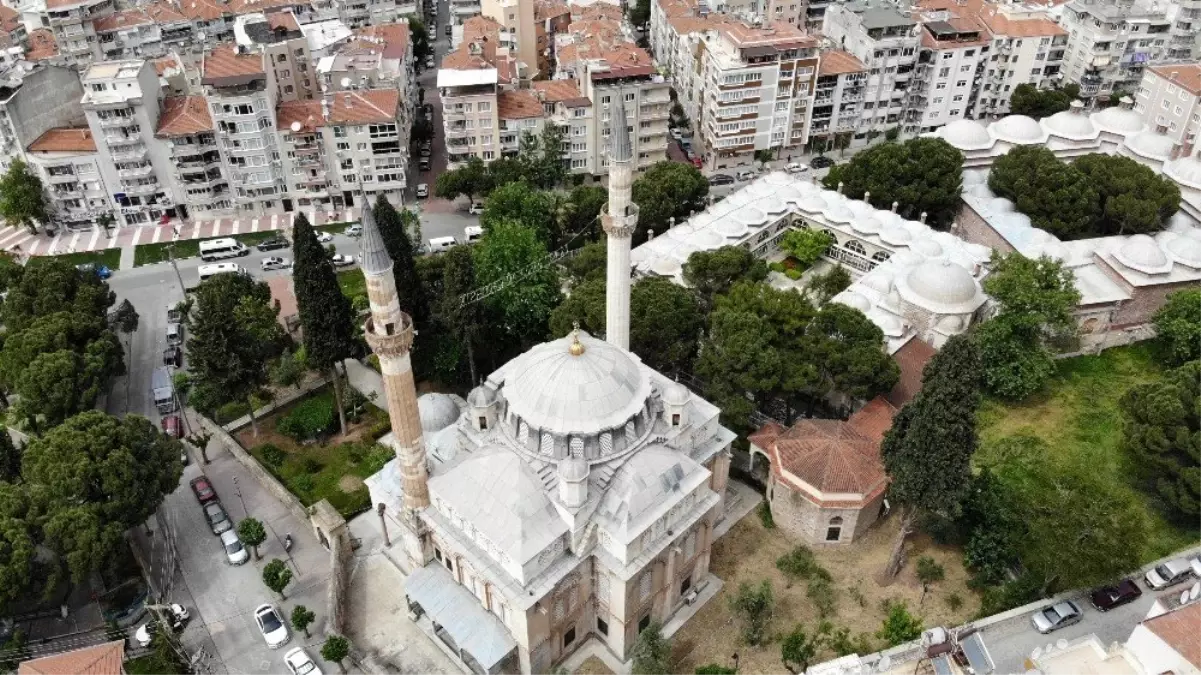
[152,367,177,414]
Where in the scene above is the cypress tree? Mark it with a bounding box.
[292,213,357,435]
[372,196,428,323]
[438,245,483,385]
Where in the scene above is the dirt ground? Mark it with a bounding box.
[574,656,615,675]
[670,513,979,674]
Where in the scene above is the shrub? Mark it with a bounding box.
[290,474,315,497]
[729,580,774,646]
[327,488,371,517]
[367,418,392,440]
[277,396,337,441]
[769,261,786,273]
[806,576,837,618]
[345,443,366,464]
[945,593,964,611]
[301,457,322,474]
[258,443,286,467]
[776,545,818,585]
[695,665,737,674]
[214,400,250,424]
[362,444,395,474]
[757,500,775,529]
[784,268,802,280]
[877,600,923,647]
[828,626,873,657]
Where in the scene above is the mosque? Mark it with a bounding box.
[361,100,736,675]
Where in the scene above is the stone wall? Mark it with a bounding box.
[767,474,880,545]
[196,414,312,527]
[312,500,353,638]
[955,201,1016,253]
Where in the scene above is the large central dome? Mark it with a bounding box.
[502,330,652,436]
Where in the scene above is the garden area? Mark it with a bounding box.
[235,386,394,517]
[30,248,122,271]
[133,231,284,266]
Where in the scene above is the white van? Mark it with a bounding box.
[464,226,484,244]
[199,237,249,261]
[198,262,247,282]
[428,236,457,253]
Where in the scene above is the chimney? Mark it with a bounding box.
[892,200,899,213]
[837,181,844,194]
[920,211,928,223]
[1069,99,1085,115]
[863,190,870,203]
[1169,143,1183,161]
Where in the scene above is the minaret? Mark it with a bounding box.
[601,90,638,350]
[359,200,430,516]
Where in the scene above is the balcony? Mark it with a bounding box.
[46,172,77,184]
[52,187,83,199]
[120,183,159,196]
[118,165,154,179]
[110,146,148,162]
[445,125,470,137]
[105,135,142,147]
[293,143,320,154]
[97,115,136,130]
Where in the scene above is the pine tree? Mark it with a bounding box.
[372,196,428,323]
[292,213,357,435]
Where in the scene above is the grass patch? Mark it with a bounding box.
[338,269,366,299]
[315,221,357,233]
[133,231,284,267]
[30,248,122,271]
[237,386,391,518]
[977,343,1197,560]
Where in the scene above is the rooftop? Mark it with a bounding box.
[277,89,399,131]
[156,95,214,136]
[27,127,95,153]
[92,8,152,32]
[1149,63,1201,97]
[17,640,125,675]
[533,78,584,103]
[351,22,410,59]
[25,29,57,61]
[497,89,543,119]
[818,49,867,76]
[1141,597,1201,668]
[202,44,266,85]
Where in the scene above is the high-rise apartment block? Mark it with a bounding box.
[1135,63,1200,145]
[1059,0,1184,101]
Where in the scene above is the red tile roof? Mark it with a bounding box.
[277,99,324,132]
[18,640,125,675]
[1142,603,1201,669]
[25,28,58,61]
[278,89,400,131]
[770,417,888,496]
[266,10,299,31]
[1150,63,1201,97]
[145,1,189,24]
[819,49,866,77]
[177,0,226,22]
[153,56,181,75]
[156,96,214,136]
[353,22,410,59]
[535,0,570,22]
[571,2,622,21]
[748,421,784,451]
[533,79,582,103]
[886,336,936,408]
[0,5,21,33]
[93,8,153,33]
[498,89,544,120]
[845,396,896,444]
[202,44,265,83]
[27,127,96,153]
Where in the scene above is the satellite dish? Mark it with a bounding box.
[290,121,302,132]
[877,656,891,672]
[1181,590,1190,605]
[340,76,351,88]
[197,31,205,41]
[1189,582,1200,600]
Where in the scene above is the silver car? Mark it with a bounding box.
[204,501,232,535]
[1031,601,1083,634]
[1146,558,1194,589]
[220,529,249,565]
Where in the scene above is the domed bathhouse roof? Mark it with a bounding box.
[1162,232,1201,269]
[1164,154,1201,190]
[418,393,462,433]
[663,381,691,407]
[989,115,1047,145]
[1123,130,1176,161]
[938,119,993,151]
[895,259,985,314]
[1090,105,1146,136]
[1112,234,1173,275]
[1041,103,1098,141]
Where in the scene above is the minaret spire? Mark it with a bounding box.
[601,88,638,350]
[359,198,430,519]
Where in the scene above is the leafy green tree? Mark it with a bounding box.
[437,245,486,384]
[806,303,899,409]
[1008,83,1072,119]
[631,621,671,675]
[372,197,429,323]
[779,229,833,271]
[527,123,567,189]
[682,245,768,312]
[112,299,139,335]
[321,634,351,674]
[293,213,357,434]
[627,0,649,26]
[236,517,267,560]
[1152,289,1201,366]
[877,601,922,647]
[729,580,774,646]
[564,240,607,284]
[822,138,963,228]
[435,156,493,201]
[270,349,307,391]
[1073,154,1179,235]
[754,148,775,169]
[632,161,709,244]
[1120,361,1200,521]
[291,605,316,638]
[781,623,826,672]
[0,158,50,234]
[0,429,19,482]
[989,146,1099,239]
[407,16,432,62]
[262,558,293,599]
[16,351,103,430]
[880,335,981,577]
[1,258,114,334]
[473,220,561,347]
[562,185,607,240]
[0,483,36,612]
[916,556,945,605]
[23,411,182,583]
[480,182,558,245]
[550,276,703,374]
[187,273,286,435]
[806,265,852,305]
[977,252,1080,400]
[985,434,1148,591]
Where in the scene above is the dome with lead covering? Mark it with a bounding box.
[419,393,462,433]
[896,260,984,313]
[468,385,498,407]
[1124,130,1176,160]
[990,115,1046,145]
[1164,232,1201,269]
[939,119,993,150]
[1113,234,1171,275]
[1042,107,1097,140]
[1091,105,1145,135]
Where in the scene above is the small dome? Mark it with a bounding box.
[714,218,749,238]
[798,193,828,213]
[1113,234,1171,274]
[1164,155,1201,190]
[847,199,875,218]
[663,382,690,406]
[936,315,966,333]
[898,260,982,311]
[1091,106,1146,135]
[863,271,894,294]
[558,457,589,482]
[1164,233,1201,269]
[990,115,1046,145]
[825,203,855,223]
[911,239,943,257]
[467,385,497,407]
[1168,211,1200,233]
[851,215,884,235]
[1124,130,1176,160]
[872,312,904,337]
[693,230,724,250]
[939,119,993,150]
[879,225,913,247]
[670,243,699,263]
[651,257,682,277]
[838,292,872,312]
[1041,109,1097,140]
[892,250,926,267]
[418,393,461,433]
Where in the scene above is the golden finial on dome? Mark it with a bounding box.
[568,322,585,356]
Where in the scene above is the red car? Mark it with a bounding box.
[161,415,183,439]
[1089,579,1143,612]
[189,476,217,504]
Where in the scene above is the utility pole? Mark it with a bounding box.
[233,476,248,517]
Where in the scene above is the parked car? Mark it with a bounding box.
[670,128,683,140]
[425,56,435,68]
[1089,579,1143,612]
[420,147,432,158]
[166,322,184,346]
[786,162,809,174]
[428,236,457,253]
[220,529,249,565]
[161,415,183,439]
[134,604,189,647]
[256,236,289,251]
[736,169,757,182]
[254,604,291,649]
[464,225,484,243]
[691,156,703,168]
[330,253,355,267]
[284,648,323,675]
[77,262,113,280]
[344,223,363,237]
[1146,558,1195,589]
[260,256,291,271]
[416,183,429,198]
[315,231,334,243]
[445,24,451,35]
[468,202,485,215]
[1031,601,1083,634]
[190,476,217,504]
[422,103,433,116]
[419,157,431,171]
[204,501,232,535]
[163,346,182,368]
[810,155,835,169]
[708,173,735,186]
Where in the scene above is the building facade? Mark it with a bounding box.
[1134,63,1201,144]
[1058,0,1175,101]
[25,127,112,230]
[0,63,85,172]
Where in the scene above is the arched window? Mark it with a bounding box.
[871,250,891,262]
[540,432,555,455]
[600,432,613,454]
[519,421,529,444]
[825,516,843,542]
[845,240,867,256]
[570,437,584,458]
[625,421,637,444]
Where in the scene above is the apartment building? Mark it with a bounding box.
[42,0,113,66]
[276,89,405,209]
[0,63,84,171]
[0,6,28,48]
[25,127,112,229]
[1059,0,1174,101]
[235,11,315,102]
[319,22,417,138]
[481,0,536,76]
[970,0,1068,119]
[94,3,192,62]
[80,60,175,226]
[325,0,417,30]
[533,78,593,172]
[438,17,518,167]
[496,88,543,158]
[906,11,989,133]
[809,49,867,151]
[697,23,818,170]
[200,44,288,213]
[821,1,919,141]
[1134,63,1200,144]
[1167,0,1200,61]
[582,54,671,173]
[156,95,233,219]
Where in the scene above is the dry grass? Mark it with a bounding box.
[671,514,979,674]
[573,656,615,675]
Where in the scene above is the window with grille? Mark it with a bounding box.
[541,432,555,455]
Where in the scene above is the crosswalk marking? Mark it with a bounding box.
[46,233,62,254]
[67,231,81,252]
[251,218,260,233]
[26,238,40,254]
[152,227,162,244]
[131,227,144,247]
[209,220,220,237]
[87,229,100,252]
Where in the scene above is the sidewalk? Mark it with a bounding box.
[2,206,362,258]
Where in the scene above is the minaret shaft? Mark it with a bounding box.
[602,93,637,351]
